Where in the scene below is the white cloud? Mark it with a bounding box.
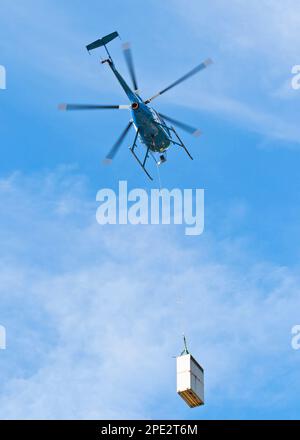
[0,1,116,95]
[163,0,300,146]
[173,0,300,62]
[0,168,300,419]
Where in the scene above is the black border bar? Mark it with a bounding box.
[0,420,299,438]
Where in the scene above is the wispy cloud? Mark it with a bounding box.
[0,168,299,419]
[0,1,117,95]
[161,0,300,146]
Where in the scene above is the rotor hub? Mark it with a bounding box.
[131,102,139,110]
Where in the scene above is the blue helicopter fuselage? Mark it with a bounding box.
[108,59,171,153]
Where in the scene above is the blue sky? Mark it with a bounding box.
[0,0,300,419]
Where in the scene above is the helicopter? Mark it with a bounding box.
[59,31,212,180]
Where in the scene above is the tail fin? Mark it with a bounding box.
[86,31,119,52]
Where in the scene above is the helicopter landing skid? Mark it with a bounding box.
[129,124,193,181]
[156,122,194,161]
[129,128,157,180]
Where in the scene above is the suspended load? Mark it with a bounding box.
[176,338,204,408]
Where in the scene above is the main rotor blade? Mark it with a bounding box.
[122,42,139,92]
[145,58,213,104]
[104,121,133,163]
[58,104,130,111]
[158,113,201,137]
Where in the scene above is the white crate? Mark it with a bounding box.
[176,354,204,407]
